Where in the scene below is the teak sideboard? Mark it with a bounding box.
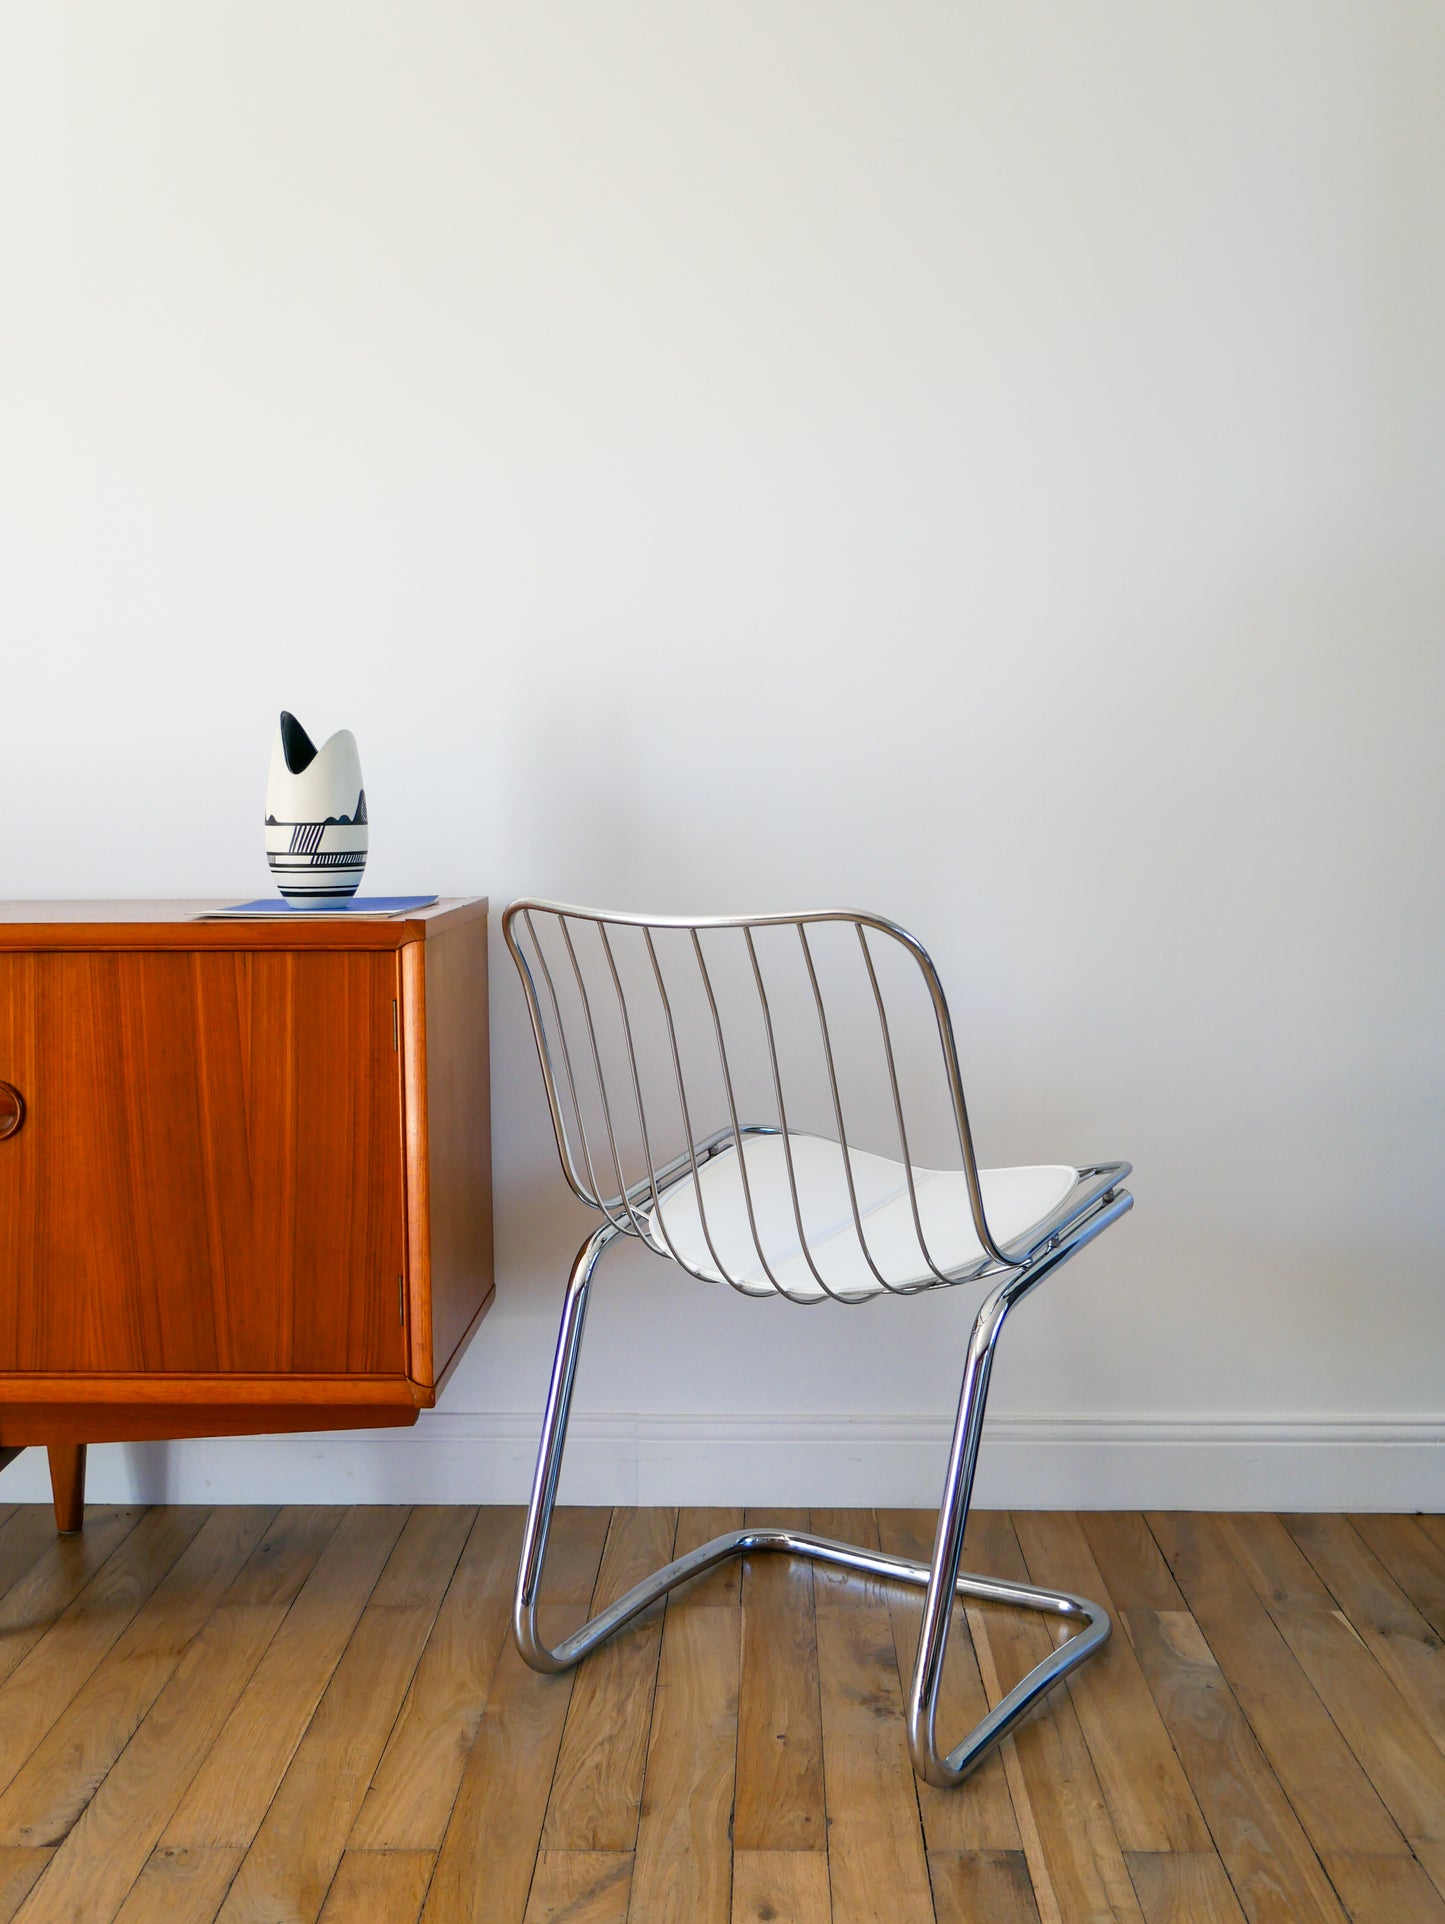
[0,899,494,1530]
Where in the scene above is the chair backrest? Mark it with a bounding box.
[502,900,1015,1301]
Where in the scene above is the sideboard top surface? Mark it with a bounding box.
[0,897,487,951]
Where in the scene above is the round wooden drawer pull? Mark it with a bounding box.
[0,1083,24,1140]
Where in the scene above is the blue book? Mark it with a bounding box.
[202,895,440,919]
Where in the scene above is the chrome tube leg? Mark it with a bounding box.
[907,1239,1114,1787]
[514,1220,768,1673]
[907,1274,1016,1783]
[515,1207,1122,1786]
[514,1221,617,1671]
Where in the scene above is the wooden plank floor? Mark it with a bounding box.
[0,1505,1440,1923]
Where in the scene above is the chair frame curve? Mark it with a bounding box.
[504,897,1135,1787]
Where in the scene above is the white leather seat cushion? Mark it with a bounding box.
[642,1132,1077,1298]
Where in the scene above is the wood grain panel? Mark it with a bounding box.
[406,910,493,1389]
[214,1604,441,1924]
[221,1506,344,1608]
[15,1603,282,1924]
[318,1850,434,1924]
[163,1507,408,1850]
[0,949,406,1378]
[0,898,486,946]
[734,1509,824,1855]
[350,1506,522,1852]
[1122,1606,1348,1924]
[629,1604,740,1924]
[1349,1513,1445,1642]
[1081,1513,1190,1614]
[0,1505,208,1808]
[1,1372,422,1413]
[0,1506,273,1846]
[0,902,493,1481]
[422,1642,577,1924]
[111,1847,245,1924]
[0,1391,422,1447]
[368,1505,474,1611]
[815,1606,934,1924]
[522,1850,633,1924]
[1125,1850,1248,1923]
[0,1848,50,1924]
[1222,1514,1445,1879]
[1284,1513,1445,1745]
[876,1508,1020,1854]
[673,1506,745,1606]
[1219,1512,1336,1613]
[421,1509,609,1924]
[0,1509,142,1688]
[542,1507,676,1852]
[1321,1851,1445,1923]
[0,1507,67,1612]
[964,1514,1145,1924]
[731,1850,830,1924]
[0,1505,1442,1923]
[1255,1602,1445,1879]
[1146,1512,1407,1857]
[928,1850,1043,1924]
[1012,1512,1212,1854]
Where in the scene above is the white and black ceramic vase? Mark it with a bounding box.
[264,712,368,902]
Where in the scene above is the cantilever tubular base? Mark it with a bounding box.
[514,1188,1133,1789]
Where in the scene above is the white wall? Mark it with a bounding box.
[2,1,1442,1510]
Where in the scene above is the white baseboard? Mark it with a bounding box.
[2,1412,1441,1511]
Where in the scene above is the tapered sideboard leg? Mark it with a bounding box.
[47,1444,87,1533]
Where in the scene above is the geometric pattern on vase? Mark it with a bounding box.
[264,711,368,902]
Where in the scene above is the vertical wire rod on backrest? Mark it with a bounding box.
[641,927,748,1290]
[795,921,903,1296]
[557,916,651,1239]
[518,908,624,1227]
[855,924,954,1288]
[741,925,852,1304]
[596,922,668,1219]
[689,928,813,1304]
[509,898,1027,1278]
[892,922,1013,1269]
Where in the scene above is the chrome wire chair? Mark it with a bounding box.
[503,900,1133,1788]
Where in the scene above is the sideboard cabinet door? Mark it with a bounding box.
[0,949,408,1377]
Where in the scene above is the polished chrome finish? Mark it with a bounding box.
[504,897,1135,1788]
[797,921,894,1294]
[854,922,951,1286]
[741,925,846,1302]
[905,1189,1127,1783]
[514,1193,1130,1783]
[503,899,1126,1296]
